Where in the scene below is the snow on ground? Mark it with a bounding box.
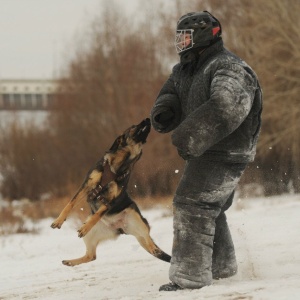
[1,194,300,300]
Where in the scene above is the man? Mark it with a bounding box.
[150,11,262,291]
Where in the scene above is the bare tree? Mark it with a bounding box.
[1,0,299,200]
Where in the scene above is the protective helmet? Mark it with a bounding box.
[175,11,222,55]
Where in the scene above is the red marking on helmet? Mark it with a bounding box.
[212,26,220,36]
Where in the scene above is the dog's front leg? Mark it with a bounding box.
[51,190,85,229]
[51,202,75,229]
[78,205,108,238]
[51,169,103,229]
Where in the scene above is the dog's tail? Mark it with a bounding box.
[127,202,171,263]
[136,236,171,263]
[152,243,171,263]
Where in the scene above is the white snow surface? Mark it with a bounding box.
[1,194,300,299]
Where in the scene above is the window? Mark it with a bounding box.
[24,94,33,109]
[35,94,43,102]
[13,94,21,108]
[3,94,11,108]
[35,94,43,109]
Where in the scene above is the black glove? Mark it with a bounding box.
[151,106,176,132]
[154,109,175,127]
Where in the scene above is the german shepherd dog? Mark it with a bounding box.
[51,118,171,266]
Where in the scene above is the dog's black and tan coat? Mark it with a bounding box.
[51,118,171,266]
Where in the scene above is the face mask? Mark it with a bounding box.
[175,29,194,54]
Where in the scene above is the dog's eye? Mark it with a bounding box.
[130,127,137,134]
[118,136,127,146]
[121,135,129,145]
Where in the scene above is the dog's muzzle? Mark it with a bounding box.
[134,118,151,144]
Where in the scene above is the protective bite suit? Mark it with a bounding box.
[151,39,262,288]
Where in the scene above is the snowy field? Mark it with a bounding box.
[1,194,300,300]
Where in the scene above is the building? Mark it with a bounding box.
[0,79,59,110]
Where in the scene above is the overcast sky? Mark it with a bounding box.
[0,0,138,79]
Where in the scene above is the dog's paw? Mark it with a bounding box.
[50,219,64,229]
[62,260,74,267]
[77,223,91,238]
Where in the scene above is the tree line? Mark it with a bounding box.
[0,0,299,201]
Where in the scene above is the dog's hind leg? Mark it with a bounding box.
[62,221,118,267]
[124,206,171,263]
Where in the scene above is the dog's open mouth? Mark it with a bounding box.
[134,118,151,144]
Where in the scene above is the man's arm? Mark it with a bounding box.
[151,73,182,133]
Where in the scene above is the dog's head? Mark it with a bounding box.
[108,118,151,153]
[105,118,151,175]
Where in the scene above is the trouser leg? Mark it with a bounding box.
[169,201,219,288]
[169,159,246,289]
[212,192,238,279]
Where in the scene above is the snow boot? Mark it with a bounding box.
[159,282,183,291]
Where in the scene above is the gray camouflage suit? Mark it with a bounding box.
[150,39,262,289]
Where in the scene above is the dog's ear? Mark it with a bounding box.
[109,136,122,153]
